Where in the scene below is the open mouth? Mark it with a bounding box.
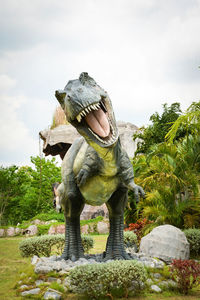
[75,100,117,145]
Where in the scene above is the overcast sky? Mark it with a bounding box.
[0,0,200,167]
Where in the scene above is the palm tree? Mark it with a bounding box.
[132,139,200,228]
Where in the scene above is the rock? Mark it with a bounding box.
[43,288,62,299]
[48,225,56,235]
[139,225,190,263]
[80,204,108,220]
[146,278,153,285]
[31,255,39,265]
[35,280,44,286]
[48,224,65,234]
[15,227,21,235]
[21,288,40,296]
[35,265,53,274]
[32,219,45,225]
[97,221,109,234]
[151,285,162,292]
[153,273,162,279]
[26,225,38,236]
[55,225,65,234]
[7,227,15,236]
[167,279,178,288]
[19,285,29,290]
[0,228,5,237]
[81,224,89,234]
[48,277,57,282]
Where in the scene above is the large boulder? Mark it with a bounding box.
[97,221,109,234]
[7,227,15,237]
[80,204,108,220]
[139,225,190,263]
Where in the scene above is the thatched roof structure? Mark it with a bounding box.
[39,121,139,159]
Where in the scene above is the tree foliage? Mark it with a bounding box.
[126,101,200,228]
[133,102,183,155]
[0,156,61,225]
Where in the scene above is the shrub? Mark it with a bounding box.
[125,218,153,242]
[81,235,94,253]
[19,234,94,257]
[184,228,200,257]
[69,260,147,299]
[37,224,51,236]
[170,259,200,294]
[124,231,138,248]
[32,212,65,222]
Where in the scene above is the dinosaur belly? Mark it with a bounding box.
[79,175,119,206]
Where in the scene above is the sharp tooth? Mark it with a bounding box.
[91,105,96,110]
[82,111,86,116]
[85,108,89,113]
[76,115,82,122]
[88,106,91,112]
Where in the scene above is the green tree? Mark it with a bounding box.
[0,156,61,225]
[130,138,200,228]
[133,102,183,155]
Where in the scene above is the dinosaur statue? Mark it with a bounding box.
[55,72,145,261]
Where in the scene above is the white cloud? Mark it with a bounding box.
[0,76,38,165]
[0,0,200,165]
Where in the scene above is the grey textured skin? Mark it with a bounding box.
[55,73,145,261]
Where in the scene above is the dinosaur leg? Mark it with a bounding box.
[104,186,130,260]
[60,190,85,261]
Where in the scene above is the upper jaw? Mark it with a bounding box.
[70,98,118,148]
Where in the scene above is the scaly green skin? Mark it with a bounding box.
[56,73,145,261]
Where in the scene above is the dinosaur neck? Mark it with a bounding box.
[87,138,118,162]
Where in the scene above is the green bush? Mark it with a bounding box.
[19,234,94,257]
[184,229,200,257]
[69,260,147,298]
[32,212,65,222]
[124,231,138,248]
[81,235,94,253]
[37,224,51,236]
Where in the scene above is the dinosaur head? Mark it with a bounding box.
[55,72,118,148]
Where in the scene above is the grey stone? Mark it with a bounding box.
[44,289,62,300]
[80,203,108,220]
[31,255,39,265]
[48,277,57,282]
[80,224,89,234]
[153,273,162,279]
[48,225,56,235]
[21,288,40,296]
[139,225,190,263]
[151,285,162,292]
[35,265,53,274]
[158,281,170,288]
[146,279,153,285]
[167,279,178,288]
[97,221,109,234]
[35,280,44,286]
[27,225,38,236]
[7,227,15,236]
[15,227,21,235]
[20,285,29,290]
[0,228,5,237]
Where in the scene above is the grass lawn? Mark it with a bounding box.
[0,235,200,300]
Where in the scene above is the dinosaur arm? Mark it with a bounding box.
[118,144,145,202]
[76,146,101,187]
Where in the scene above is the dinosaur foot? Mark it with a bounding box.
[103,251,131,261]
[56,252,85,262]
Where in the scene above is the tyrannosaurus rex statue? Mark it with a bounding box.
[55,72,145,261]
